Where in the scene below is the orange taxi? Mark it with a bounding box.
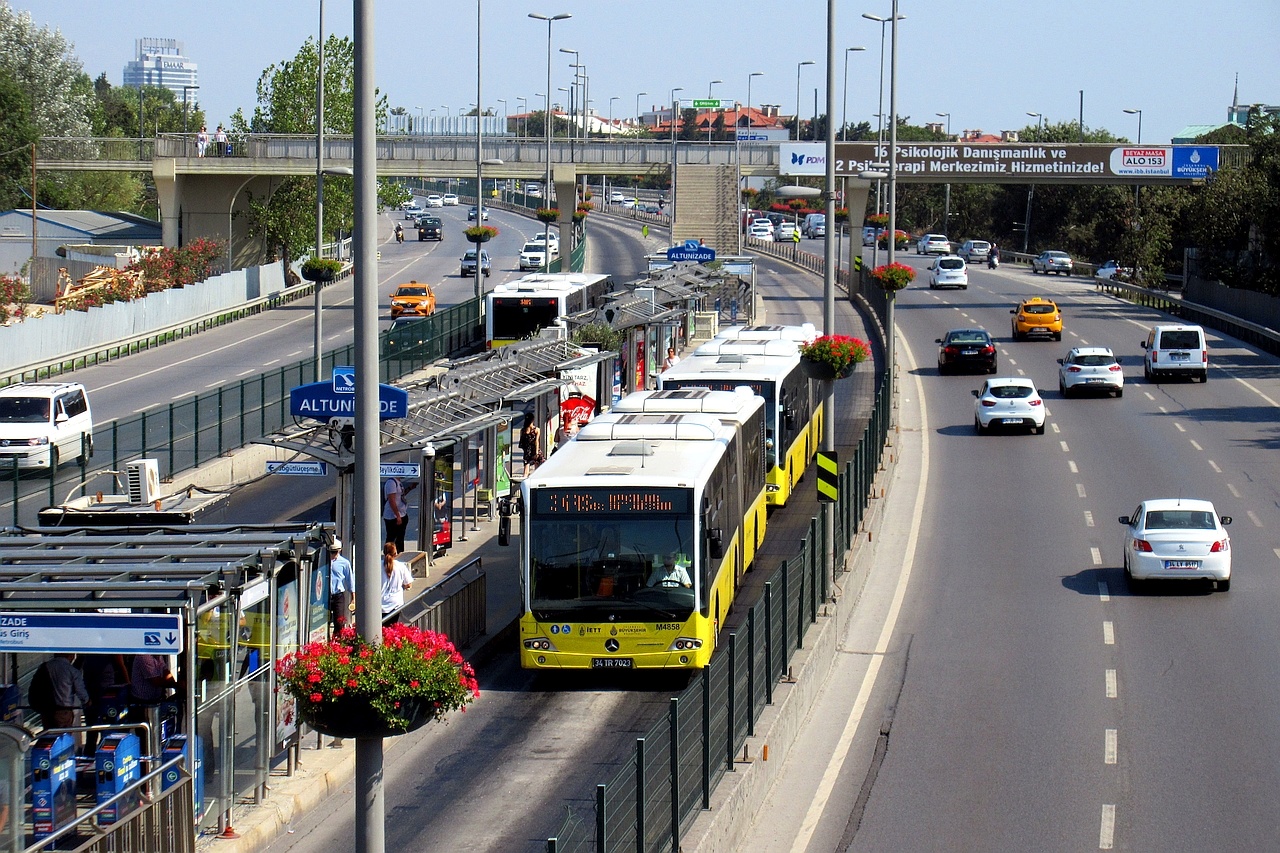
[1010,296,1062,341]
[389,281,437,317]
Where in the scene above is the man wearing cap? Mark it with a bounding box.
[647,554,692,589]
[328,539,355,633]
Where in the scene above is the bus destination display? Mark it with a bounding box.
[534,487,690,515]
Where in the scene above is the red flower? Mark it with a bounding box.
[309,693,323,702]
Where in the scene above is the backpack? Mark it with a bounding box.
[28,661,55,717]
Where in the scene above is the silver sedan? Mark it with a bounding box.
[1057,347,1124,397]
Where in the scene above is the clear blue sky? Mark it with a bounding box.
[16,0,1280,144]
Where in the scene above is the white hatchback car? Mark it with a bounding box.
[928,255,968,289]
[1057,347,1124,397]
[972,377,1046,434]
[916,234,950,255]
[0,382,94,469]
[748,222,774,241]
[774,222,799,242]
[1119,498,1232,591]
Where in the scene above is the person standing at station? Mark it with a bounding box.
[519,419,543,476]
[380,543,414,623]
[383,475,416,553]
[663,347,680,370]
[33,653,89,732]
[327,538,355,633]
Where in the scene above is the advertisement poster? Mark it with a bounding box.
[275,579,299,744]
[432,448,454,553]
[308,553,329,645]
[559,358,599,427]
[633,335,646,393]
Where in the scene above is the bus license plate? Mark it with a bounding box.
[592,658,633,669]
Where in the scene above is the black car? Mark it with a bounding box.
[416,215,443,241]
[382,317,430,358]
[936,328,997,374]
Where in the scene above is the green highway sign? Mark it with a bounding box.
[692,99,721,109]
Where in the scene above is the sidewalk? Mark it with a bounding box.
[196,512,520,852]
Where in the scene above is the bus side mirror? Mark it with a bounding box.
[707,527,724,559]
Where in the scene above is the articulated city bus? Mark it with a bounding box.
[519,405,765,670]
[484,273,612,348]
[659,334,820,507]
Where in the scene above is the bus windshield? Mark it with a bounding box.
[491,296,560,341]
[527,501,696,621]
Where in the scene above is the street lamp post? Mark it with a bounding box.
[738,71,763,255]
[635,92,647,137]
[886,0,900,384]
[1023,111,1042,252]
[608,95,619,139]
[670,86,683,228]
[822,0,840,602]
[707,79,722,143]
[530,12,571,250]
[794,60,815,141]
[559,48,580,147]
[496,98,506,135]
[475,0,485,311]
[313,0,326,383]
[936,111,950,231]
[1124,107,1143,220]
[841,48,864,141]
[516,97,526,137]
[863,11,905,213]
[182,85,199,134]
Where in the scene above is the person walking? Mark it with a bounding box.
[327,538,355,634]
[519,419,543,476]
[196,125,209,157]
[383,476,415,553]
[380,542,414,622]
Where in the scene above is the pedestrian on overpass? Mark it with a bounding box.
[196,126,209,157]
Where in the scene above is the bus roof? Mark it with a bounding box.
[488,272,610,296]
[689,338,802,359]
[611,388,764,420]
[713,323,819,343]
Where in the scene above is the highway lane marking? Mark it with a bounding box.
[1051,423,1061,434]
[1144,391,1154,400]
[1103,621,1115,644]
[1069,461,1079,473]
[263,359,280,367]
[1077,484,1087,498]
[1104,729,1117,764]
[1084,510,1095,527]
[788,332,931,853]
[1017,369,1025,376]
[1189,439,1202,451]
[1091,547,1103,566]
[1247,510,1262,527]
[205,381,221,389]
[1158,406,1168,414]
[237,369,255,377]
[1274,548,1280,562]
[1173,422,1186,432]
[1208,460,1221,473]
[1100,804,1117,849]
[1060,440,1070,452]
[1097,581,1109,600]
[1105,669,1118,698]
[1228,483,1241,498]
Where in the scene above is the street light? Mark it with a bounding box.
[737,71,764,255]
[707,79,722,143]
[1023,112,1042,252]
[182,85,199,134]
[559,47,579,143]
[635,92,647,135]
[1124,107,1143,217]
[529,12,571,250]
[516,96,526,136]
[608,95,619,138]
[936,111,950,230]
[313,0,326,382]
[863,11,905,212]
[841,48,864,141]
[795,60,815,141]
[496,98,507,135]
[1123,107,1143,144]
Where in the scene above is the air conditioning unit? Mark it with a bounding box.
[126,459,161,505]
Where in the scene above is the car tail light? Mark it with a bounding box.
[1054,314,1061,321]
[1067,366,1082,373]
[1133,539,1153,552]
[981,399,997,407]
[982,346,995,355]
[1151,350,1158,360]
[1203,351,1208,363]
[1210,539,1229,553]
[1029,399,1042,406]
[945,346,959,355]
[1108,365,1122,372]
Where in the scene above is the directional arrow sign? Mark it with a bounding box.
[0,612,184,654]
[692,99,722,109]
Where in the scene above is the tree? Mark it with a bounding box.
[231,35,389,270]
[0,66,37,211]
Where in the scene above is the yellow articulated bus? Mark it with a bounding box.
[519,403,765,671]
[659,333,821,508]
[484,272,612,349]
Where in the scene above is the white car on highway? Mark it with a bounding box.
[972,377,1046,435]
[927,255,968,289]
[774,222,799,242]
[1119,498,1232,591]
[424,195,444,208]
[916,233,950,255]
[442,193,459,206]
[748,222,774,241]
[1057,346,1124,397]
[402,202,422,219]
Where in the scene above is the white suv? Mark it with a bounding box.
[0,382,94,469]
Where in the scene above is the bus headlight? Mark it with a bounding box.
[669,637,703,652]
[524,638,559,652]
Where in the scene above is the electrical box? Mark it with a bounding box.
[126,458,160,504]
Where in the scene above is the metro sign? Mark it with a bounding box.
[1110,146,1171,177]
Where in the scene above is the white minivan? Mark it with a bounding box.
[1141,324,1208,383]
[0,382,94,469]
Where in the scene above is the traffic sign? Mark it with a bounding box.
[290,377,409,421]
[380,463,420,478]
[692,99,722,109]
[666,240,716,263]
[267,461,329,476]
[0,612,184,654]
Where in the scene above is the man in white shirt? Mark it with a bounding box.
[383,476,415,553]
[647,554,692,589]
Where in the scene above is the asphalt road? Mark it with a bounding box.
[737,257,1280,852]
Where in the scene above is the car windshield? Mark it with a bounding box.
[1023,304,1056,315]
[522,243,542,253]
[969,241,990,249]
[1074,354,1114,366]
[946,332,988,345]
[1047,252,1069,260]
[0,397,50,422]
[988,385,1033,399]
[939,258,965,270]
[1144,510,1216,530]
[1159,331,1200,349]
[395,287,429,297]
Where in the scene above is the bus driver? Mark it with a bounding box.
[647,554,691,589]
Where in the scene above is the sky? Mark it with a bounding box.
[14,0,1280,145]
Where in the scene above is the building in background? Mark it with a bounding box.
[122,38,198,99]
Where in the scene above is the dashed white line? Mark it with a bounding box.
[263,359,281,367]
[1103,621,1115,644]
[1051,423,1061,433]
[1084,510,1095,527]
[1247,511,1262,527]
[1077,483,1087,498]
[1008,358,1018,366]
[1017,369,1025,376]
[288,349,304,357]
[1144,391,1155,401]
[1173,422,1186,432]
[1069,461,1079,473]
[1274,548,1280,562]
[1097,581,1109,600]
[1158,405,1168,414]
[1060,441,1070,452]
[236,369,255,377]
[1091,547,1103,566]
[1104,729,1117,764]
[1189,439,1202,451]
[1208,460,1221,473]
[1105,669,1118,698]
[1100,804,1116,849]
[204,381,222,389]
[1228,484,1241,498]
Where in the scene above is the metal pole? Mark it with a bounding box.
[822,0,837,600]
[30,143,37,270]
[353,2,384,851]
[314,0,326,383]
[886,0,899,383]
[475,0,484,310]
[670,87,682,230]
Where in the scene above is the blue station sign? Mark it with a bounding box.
[666,240,716,263]
[290,370,409,421]
[0,612,184,654]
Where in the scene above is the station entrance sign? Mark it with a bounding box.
[0,612,184,654]
[666,240,716,263]
[289,367,409,421]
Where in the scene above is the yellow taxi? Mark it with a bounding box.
[389,281,437,317]
[1010,296,1062,341]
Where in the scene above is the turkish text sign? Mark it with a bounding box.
[289,381,409,421]
[0,612,184,654]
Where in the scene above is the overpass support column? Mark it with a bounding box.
[155,159,180,249]
[552,164,578,254]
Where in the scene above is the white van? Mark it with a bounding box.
[801,213,826,239]
[1140,324,1208,383]
[0,382,94,469]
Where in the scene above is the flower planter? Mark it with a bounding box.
[466,233,492,244]
[800,357,859,381]
[301,693,434,739]
[301,269,335,282]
